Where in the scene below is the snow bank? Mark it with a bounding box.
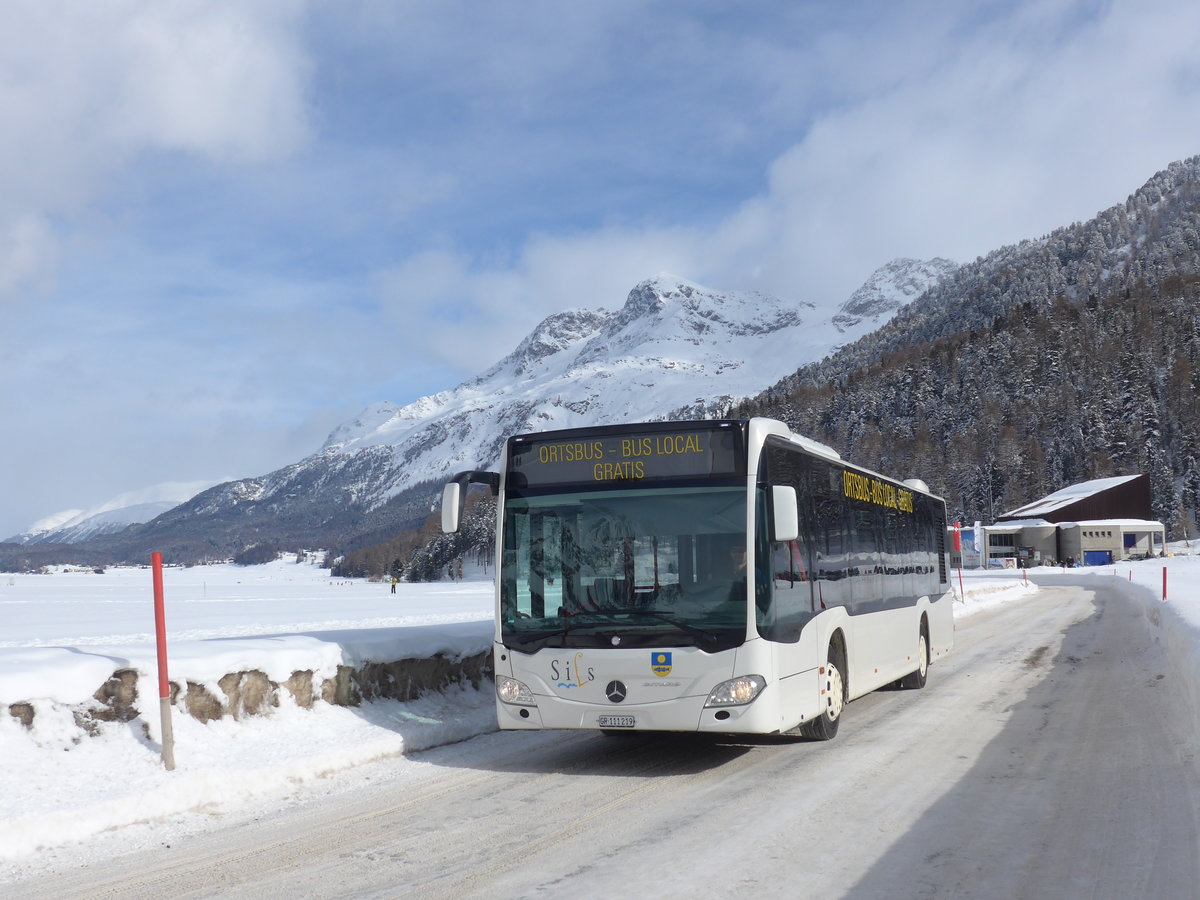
[0,684,498,863]
[952,570,1040,617]
[0,559,494,719]
[0,559,499,869]
[1094,556,1200,750]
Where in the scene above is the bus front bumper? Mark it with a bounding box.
[496,690,785,734]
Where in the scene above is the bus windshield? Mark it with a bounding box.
[500,485,749,652]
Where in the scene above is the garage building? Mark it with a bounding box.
[982,474,1165,567]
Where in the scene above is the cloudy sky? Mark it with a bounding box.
[4,0,1200,539]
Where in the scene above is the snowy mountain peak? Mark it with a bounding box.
[322,401,404,450]
[272,267,955,520]
[28,508,85,535]
[571,275,815,376]
[8,481,220,545]
[622,274,673,311]
[613,274,808,335]
[833,258,959,332]
[614,273,698,320]
[473,307,613,382]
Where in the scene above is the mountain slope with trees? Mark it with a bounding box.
[739,156,1200,537]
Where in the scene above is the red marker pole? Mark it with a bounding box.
[953,522,966,600]
[1163,566,1168,602]
[152,552,176,770]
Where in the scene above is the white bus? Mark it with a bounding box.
[441,417,953,739]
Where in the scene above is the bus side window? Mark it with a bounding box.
[810,474,849,609]
[771,539,807,585]
[760,445,816,639]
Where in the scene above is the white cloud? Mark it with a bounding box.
[107,0,311,161]
[372,226,704,373]
[0,214,57,300]
[362,0,1200,381]
[698,0,1200,303]
[0,1,311,300]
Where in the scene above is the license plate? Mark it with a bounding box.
[598,715,635,729]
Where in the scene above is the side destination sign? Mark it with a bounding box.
[842,469,915,514]
[509,427,743,486]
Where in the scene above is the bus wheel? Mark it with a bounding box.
[898,629,929,690]
[801,656,844,741]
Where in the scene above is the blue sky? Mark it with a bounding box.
[4,0,1200,539]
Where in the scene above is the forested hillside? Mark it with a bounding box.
[740,156,1200,535]
[331,490,497,582]
[800,156,1200,385]
[737,273,1200,534]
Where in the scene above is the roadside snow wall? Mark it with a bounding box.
[1119,576,1200,753]
[3,620,495,739]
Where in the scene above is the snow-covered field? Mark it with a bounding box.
[0,555,493,708]
[2,551,1198,878]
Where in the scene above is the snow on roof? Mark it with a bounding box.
[979,518,1056,532]
[984,518,1054,532]
[1001,474,1142,519]
[988,518,1165,532]
[1060,519,1165,530]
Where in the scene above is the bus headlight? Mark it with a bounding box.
[497,676,537,706]
[704,675,767,707]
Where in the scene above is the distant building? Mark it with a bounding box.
[979,474,1165,567]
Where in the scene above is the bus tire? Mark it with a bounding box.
[801,649,845,741]
[898,625,929,690]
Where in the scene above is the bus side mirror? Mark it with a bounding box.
[441,482,463,534]
[441,469,501,533]
[771,485,799,543]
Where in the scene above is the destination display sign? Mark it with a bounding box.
[842,469,915,514]
[507,425,744,487]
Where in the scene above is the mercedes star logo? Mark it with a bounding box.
[605,680,627,703]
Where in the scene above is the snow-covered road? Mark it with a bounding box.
[10,580,1195,899]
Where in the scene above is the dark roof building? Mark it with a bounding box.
[996,474,1152,524]
[979,474,1164,568]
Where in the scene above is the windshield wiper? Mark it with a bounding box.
[505,614,608,649]
[590,607,723,651]
[505,607,730,652]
